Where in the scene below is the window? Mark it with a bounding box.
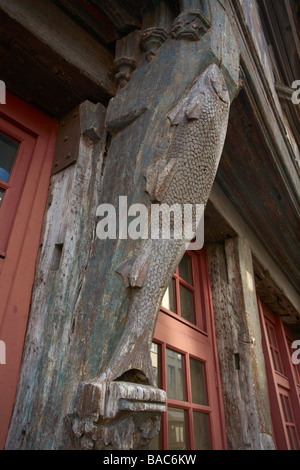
[0,133,19,184]
[258,298,300,450]
[279,392,299,450]
[161,252,207,332]
[150,249,226,450]
[265,319,284,374]
[0,117,36,258]
[286,333,300,402]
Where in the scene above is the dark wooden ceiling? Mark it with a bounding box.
[52,0,154,46]
[259,0,300,155]
[218,88,300,295]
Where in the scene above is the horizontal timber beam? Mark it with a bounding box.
[0,0,116,100]
[209,182,300,321]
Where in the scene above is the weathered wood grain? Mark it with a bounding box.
[6,1,241,449]
[206,238,274,450]
[5,101,107,450]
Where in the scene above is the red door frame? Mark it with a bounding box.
[257,297,300,450]
[153,248,227,450]
[0,92,57,449]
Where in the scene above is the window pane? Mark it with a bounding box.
[150,342,160,388]
[190,358,208,406]
[167,348,185,401]
[179,284,195,324]
[280,394,288,422]
[193,412,210,450]
[284,395,293,423]
[288,426,299,450]
[179,254,193,285]
[273,350,283,374]
[161,278,176,313]
[269,326,277,348]
[0,133,19,182]
[168,408,187,450]
[0,188,4,207]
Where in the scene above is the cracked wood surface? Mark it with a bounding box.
[6,2,240,449]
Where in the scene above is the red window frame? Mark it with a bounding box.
[264,317,285,375]
[160,251,208,334]
[285,329,300,403]
[152,249,227,450]
[258,297,300,450]
[0,117,37,258]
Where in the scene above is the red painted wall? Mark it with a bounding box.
[0,92,57,448]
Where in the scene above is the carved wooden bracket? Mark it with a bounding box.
[140,0,173,62]
[170,10,211,41]
[51,101,105,175]
[71,381,166,450]
[114,30,141,89]
[66,0,240,452]
[140,27,169,62]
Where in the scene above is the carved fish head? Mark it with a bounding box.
[168,63,230,125]
[208,65,230,105]
[195,63,230,107]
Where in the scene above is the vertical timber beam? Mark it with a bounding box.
[5,101,107,450]
[7,1,240,450]
[68,0,240,450]
[206,237,275,450]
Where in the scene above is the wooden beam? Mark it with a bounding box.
[206,237,275,450]
[209,182,300,320]
[0,0,116,98]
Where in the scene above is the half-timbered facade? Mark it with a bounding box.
[0,0,299,450]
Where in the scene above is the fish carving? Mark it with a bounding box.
[94,64,230,385]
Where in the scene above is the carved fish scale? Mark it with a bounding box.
[96,64,230,385]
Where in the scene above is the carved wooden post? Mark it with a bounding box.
[7,1,240,450]
[69,1,240,451]
[206,238,275,450]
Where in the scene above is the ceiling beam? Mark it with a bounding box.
[0,0,116,99]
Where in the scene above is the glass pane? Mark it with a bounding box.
[190,358,208,406]
[161,278,176,313]
[0,133,19,182]
[168,408,187,450]
[167,348,185,401]
[193,412,210,450]
[150,342,160,388]
[288,426,299,450]
[284,396,293,423]
[273,350,283,374]
[179,284,195,324]
[280,394,288,422]
[0,188,4,207]
[179,254,193,285]
[268,325,278,349]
